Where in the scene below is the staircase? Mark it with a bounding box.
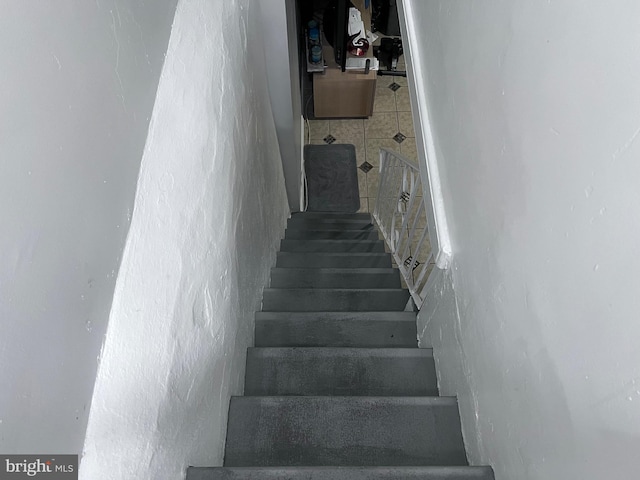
[187,212,494,480]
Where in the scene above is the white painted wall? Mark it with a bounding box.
[80,0,290,478]
[397,0,452,269]
[0,0,177,454]
[408,1,640,478]
[260,0,304,211]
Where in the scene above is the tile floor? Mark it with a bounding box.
[304,55,419,215]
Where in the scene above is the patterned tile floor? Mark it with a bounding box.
[304,55,418,215]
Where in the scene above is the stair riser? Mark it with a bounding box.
[224,397,467,467]
[244,348,438,396]
[285,230,379,240]
[276,253,392,269]
[262,289,410,312]
[269,269,400,289]
[286,222,375,231]
[187,466,496,480]
[288,217,374,226]
[280,240,385,253]
[291,212,372,221]
[254,312,418,348]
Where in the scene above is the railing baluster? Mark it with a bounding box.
[372,148,434,308]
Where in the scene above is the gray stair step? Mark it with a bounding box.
[279,239,385,253]
[254,312,418,347]
[269,268,401,289]
[244,348,437,396]
[276,252,392,269]
[285,229,379,240]
[224,396,467,467]
[187,466,495,480]
[289,216,373,226]
[292,212,372,221]
[287,219,375,231]
[262,288,410,312]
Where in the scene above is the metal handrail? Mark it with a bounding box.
[373,148,434,308]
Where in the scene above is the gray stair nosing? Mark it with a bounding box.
[270,268,398,274]
[287,223,375,228]
[285,229,379,234]
[289,218,373,221]
[288,217,373,222]
[292,212,371,216]
[255,312,417,320]
[281,239,383,244]
[285,228,377,231]
[187,466,494,476]
[256,320,416,324]
[247,347,433,358]
[263,288,409,293]
[189,466,491,471]
[285,224,375,230]
[277,252,389,257]
[284,233,380,240]
[230,395,458,405]
[292,212,372,216]
[278,239,386,253]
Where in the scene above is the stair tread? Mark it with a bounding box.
[245,348,436,396]
[277,252,389,257]
[248,347,432,356]
[255,312,417,347]
[262,289,410,312]
[285,228,379,232]
[286,229,380,234]
[255,311,417,320]
[188,466,495,480]
[271,267,397,273]
[281,239,383,244]
[276,252,392,268]
[292,212,372,218]
[285,228,380,235]
[264,288,407,292]
[285,222,375,231]
[224,396,467,467]
[288,221,372,224]
[279,239,385,253]
[230,395,456,403]
[289,217,373,223]
[269,268,400,287]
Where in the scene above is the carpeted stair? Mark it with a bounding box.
[187,212,494,480]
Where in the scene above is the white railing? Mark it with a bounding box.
[373,148,435,308]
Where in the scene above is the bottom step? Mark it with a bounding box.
[187,466,495,480]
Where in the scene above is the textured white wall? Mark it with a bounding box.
[80,0,290,478]
[408,1,640,478]
[0,0,177,454]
